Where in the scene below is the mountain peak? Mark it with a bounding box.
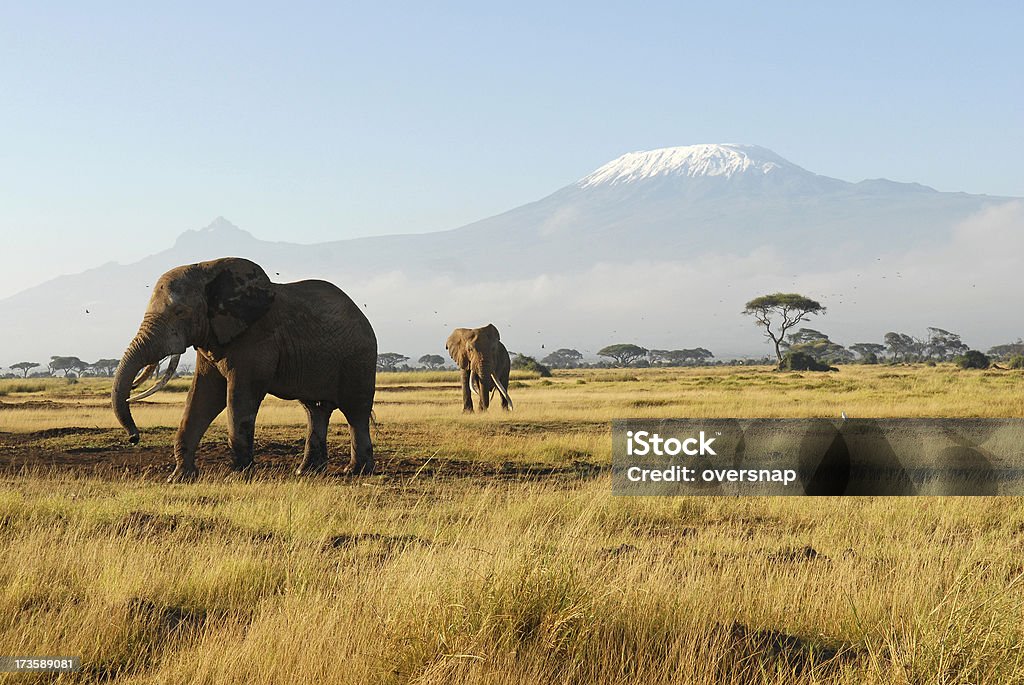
[201,216,242,232]
[174,216,255,248]
[577,144,805,188]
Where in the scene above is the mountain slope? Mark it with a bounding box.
[0,144,1019,362]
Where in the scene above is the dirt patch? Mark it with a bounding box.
[0,427,606,484]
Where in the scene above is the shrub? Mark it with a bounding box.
[778,351,836,372]
[1006,355,1024,369]
[510,354,552,377]
[955,350,990,369]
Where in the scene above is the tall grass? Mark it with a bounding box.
[0,476,1022,683]
[1,366,1023,683]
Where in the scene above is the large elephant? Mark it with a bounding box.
[112,257,377,482]
[445,324,513,412]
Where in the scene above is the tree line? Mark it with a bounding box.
[0,356,196,379]
[1,357,121,378]
[8,290,1022,377]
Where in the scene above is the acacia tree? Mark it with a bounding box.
[48,356,86,377]
[417,354,445,370]
[924,327,968,361]
[884,332,923,363]
[376,353,409,372]
[10,362,40,377]
[782,328,852,364]
[649,348,714,366]
[743,293,826,362]
[988,340,1024,360]
[542,348,584,369]
[90,359,121,377]
[850,343,886,363]
[597,344,648,367]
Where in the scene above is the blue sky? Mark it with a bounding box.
[1,2,1021,297]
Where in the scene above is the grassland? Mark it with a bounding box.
[0,365,1023,684]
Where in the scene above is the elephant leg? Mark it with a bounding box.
[226,381,266,472]
[461,368,474,413]
[170,357,227,483]
[341,405,374,475]
[296,401,332,475]
[475,374,489,412]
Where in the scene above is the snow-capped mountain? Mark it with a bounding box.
[578,144,801,186]
[0,144,1020,362]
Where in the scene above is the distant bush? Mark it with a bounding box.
[510,354,552,377]
[955,350,990,369]
[778,351,836,372]
[1007,355,1024,369]
[0,380,52,394]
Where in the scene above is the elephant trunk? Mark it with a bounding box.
[474,360,493,410]
[112,317,173,444]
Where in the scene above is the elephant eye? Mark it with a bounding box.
[172,304,188,317]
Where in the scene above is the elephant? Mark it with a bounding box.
[445,324,513,412]
[111,257,377,482]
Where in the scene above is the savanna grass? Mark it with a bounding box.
[0,365,1023,683]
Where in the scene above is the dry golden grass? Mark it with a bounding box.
[1,365,1023,684]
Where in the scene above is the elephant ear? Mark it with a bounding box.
[205,259,276,345]
[446,329,470,367]
[481,323,501,341]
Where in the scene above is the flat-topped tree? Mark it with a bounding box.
[417,354,445,370]
[91,359,120,377]
[597,344,649,367]
[376,353,409,372]
[743,293,825,363]
[48,356,86,377]
[10,362,40,377]
[542,348,584,369]
[850,343,886,363]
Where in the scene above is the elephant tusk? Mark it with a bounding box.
[490,373,513,410]
[128,354,180,403]
[131,362,158,389]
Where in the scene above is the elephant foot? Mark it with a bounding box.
[167,465,200,483]
[295,459,328,477]
[346,458,375,476]
[230,458,255,472]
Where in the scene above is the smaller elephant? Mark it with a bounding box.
[445,324,513,412]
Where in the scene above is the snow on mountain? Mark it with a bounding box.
[577,144,806,187]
